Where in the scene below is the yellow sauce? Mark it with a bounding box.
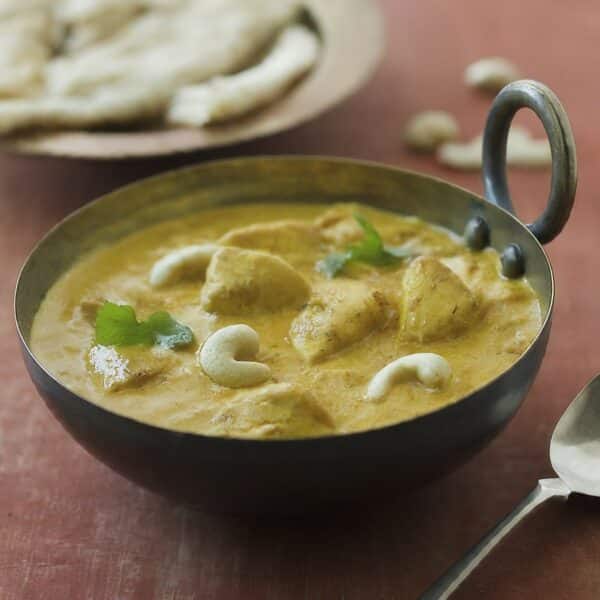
[30,203,542,438]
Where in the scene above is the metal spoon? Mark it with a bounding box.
[421,374,600,599]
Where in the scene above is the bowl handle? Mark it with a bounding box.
[482,80,577,245]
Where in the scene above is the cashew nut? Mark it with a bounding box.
[503,128,552,166]
[437,125,550,170]
[464,57,520,93]
[198,324,271,388]
[365,353,451,402]
[149,243,219,288]
[403,110,459,152]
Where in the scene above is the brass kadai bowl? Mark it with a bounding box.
[15,81,576,514]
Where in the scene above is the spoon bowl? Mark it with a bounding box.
[551,374,600,496]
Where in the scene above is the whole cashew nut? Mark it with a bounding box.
[198,324,271,388]
[437,125,550,170]
[403,110,459,152]
[365,353,451,402]
[464,57,520,93]
[149,244,219,288]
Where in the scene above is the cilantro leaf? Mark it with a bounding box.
[145,311,194,349]
[316,251,351,278]
[95,301,193,349]
[347,215,383,261]
[316,214,414,278]
[95,302,153,346]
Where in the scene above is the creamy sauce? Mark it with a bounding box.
[30,203,542,439]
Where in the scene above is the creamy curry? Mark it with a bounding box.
[30,203,542,439]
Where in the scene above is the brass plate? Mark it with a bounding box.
[0,0,384,160]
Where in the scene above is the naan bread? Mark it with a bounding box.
[46,0,301,96]
[168,24,319,126]
[57,0,147,52]
[0,0,317,134]
[0,87,164,133]
[0,9,57,98]
[0,0,54,16]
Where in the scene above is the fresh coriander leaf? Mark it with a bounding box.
[316,214,415,277]
[316,251,351,278]
[145,311,194,349]
[95,301,193,349]
[353,214,382,252]
[95,302,153,346]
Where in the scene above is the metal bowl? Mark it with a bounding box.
[15,81,576,514]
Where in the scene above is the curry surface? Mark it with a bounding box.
[30,202,542,438]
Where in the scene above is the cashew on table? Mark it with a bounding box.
[198,324,271,388]
[403,110,460,152]
[149,244,219,288]
[365,353,451,402]
[437,125,551,170]
[464,57,520,93]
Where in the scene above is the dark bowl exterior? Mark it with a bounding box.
[19,323,550,514]
[15,157,555,514]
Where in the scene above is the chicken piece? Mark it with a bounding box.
[400,256,478,342]
[218,219,321,264]
[207,382,334,439]
[314,205,356,229]
[72,298,103,326]
[314,206,364,246]
[290,280,392,363]
[200,247,310,315]
[443,254,534,304]
[87,344,172,392]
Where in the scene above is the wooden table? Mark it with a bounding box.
[2,1,599,598]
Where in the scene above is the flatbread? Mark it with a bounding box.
[0,0,318,134]
[0,87,164,134]
[0,9,57,97]
[46,0,301,96]
[0,0,54,17]
[168,24,319,126]
[57,0,147,52]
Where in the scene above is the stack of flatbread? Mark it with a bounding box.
[0,0,320,134]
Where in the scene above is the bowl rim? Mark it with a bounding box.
[14,154,555,445]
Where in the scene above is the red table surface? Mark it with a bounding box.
[2,1,600,598]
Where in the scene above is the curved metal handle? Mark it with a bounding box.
[420,478,571,600]
[482,80,577,244]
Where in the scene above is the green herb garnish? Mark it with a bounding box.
[95,301,194,349]
[316,214,413,278]
[316,252,350,279]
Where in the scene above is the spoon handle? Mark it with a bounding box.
[420,478,571,600]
